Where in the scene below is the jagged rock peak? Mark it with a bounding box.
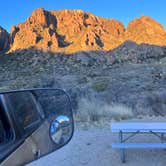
[1,8,166,53]
[0,26,10,50]
[9,8,125,53]
[125,15,166,45]
[27,8,47,26]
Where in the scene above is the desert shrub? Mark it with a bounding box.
[75,98,101,122]
[103,103,133,121]
[75,97,133,123]
[92,80,109,92]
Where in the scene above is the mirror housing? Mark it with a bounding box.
[0,88,74,166]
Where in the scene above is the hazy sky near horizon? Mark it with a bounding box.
[0,0,166,32]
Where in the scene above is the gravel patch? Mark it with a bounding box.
[27,124,166,166]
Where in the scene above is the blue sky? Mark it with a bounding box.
[0,0,166,32]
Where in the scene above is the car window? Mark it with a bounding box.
[4,92,40,130]
[0,120,5,143]
[0,97,14,144]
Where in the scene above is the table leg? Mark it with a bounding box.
[161,133,164,143]
[119,131,125,163]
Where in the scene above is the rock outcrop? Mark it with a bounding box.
[106,41,166,64]
[1,8,166,53]
[9,8,125,52]
[0,26,9,50]
[125,15,166,46]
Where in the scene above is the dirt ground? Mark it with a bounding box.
[27,123,166,166]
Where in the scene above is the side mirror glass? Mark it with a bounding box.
[0,88,74,166]
[50,115,71,144]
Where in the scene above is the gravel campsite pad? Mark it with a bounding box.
[28,124,166,166]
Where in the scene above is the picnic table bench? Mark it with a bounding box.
[111,122,166,163]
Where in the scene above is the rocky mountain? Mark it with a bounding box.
[125,15,166,46]
[9,8,125,53]
[2,8,165,53]
[0,26,9,50]
[1,8,166,118]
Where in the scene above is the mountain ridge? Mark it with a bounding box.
[0,26,9,50]
[1,8,166,53]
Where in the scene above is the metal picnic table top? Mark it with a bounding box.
[111,122,166,133]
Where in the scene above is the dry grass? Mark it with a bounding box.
[75,97,133,123]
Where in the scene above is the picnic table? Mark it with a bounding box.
[111,122,166,163]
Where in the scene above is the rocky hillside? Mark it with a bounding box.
[1,8,165,53]
[1,41,166,116]
[0,26,9,50]
[1,8,166,118]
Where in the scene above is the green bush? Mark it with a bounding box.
[92,80,109,92]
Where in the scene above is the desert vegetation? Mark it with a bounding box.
[75,97,133,124]
[0,46,166,121]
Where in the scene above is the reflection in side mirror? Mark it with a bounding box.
[0,88,74,166]
[50,116,71,144]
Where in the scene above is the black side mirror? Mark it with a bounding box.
[0,88,74,166]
